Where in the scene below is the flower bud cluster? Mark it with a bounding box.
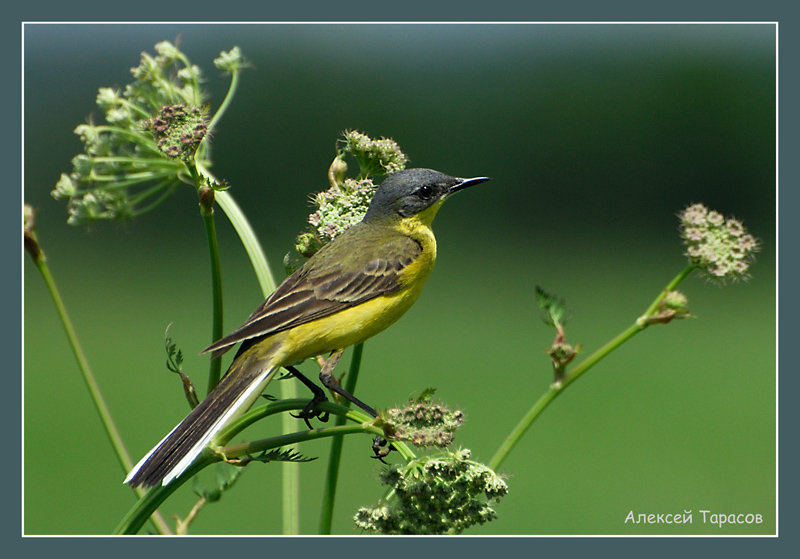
[354,449,508,534]
[291,131,408,261]
[150,104,208,160]
[289,177,377,260]
[341,129,408,176]
[384,398,465,448]
[309,178,377,242]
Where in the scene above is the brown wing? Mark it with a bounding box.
[203,224,422,357]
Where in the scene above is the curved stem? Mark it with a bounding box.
[488,265,696,471]
[114,456,209,535]
[208,67,240,134]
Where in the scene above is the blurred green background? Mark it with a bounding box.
[23,24,775,535]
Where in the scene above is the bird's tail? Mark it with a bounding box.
[124,347,279,488]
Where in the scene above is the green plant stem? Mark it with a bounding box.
[215,398,376,445]
[200,204,224,395]
[27,242,171,535]
[115,399,397,535]
[208,66,240,134]
[281,378,300,534]
[186,159,225,395]
[198,163,277,297]
[318,342,365,534]
[488,265,696,472]
[195,163,306,532]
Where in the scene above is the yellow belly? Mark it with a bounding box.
[274,259,434,366]
[276,291,414,364]
[266,221,437,367]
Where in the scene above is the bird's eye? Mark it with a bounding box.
[417,185,434,199]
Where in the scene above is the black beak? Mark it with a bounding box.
[449,176,491,194]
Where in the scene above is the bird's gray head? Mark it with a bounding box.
[363,168,490,223]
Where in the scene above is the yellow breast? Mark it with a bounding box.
[272,220,438,367]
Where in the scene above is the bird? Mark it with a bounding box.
[124,168,490,488]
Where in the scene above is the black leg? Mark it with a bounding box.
[317,349,378,418]
[316,351,395,461]
[291,351,395,461]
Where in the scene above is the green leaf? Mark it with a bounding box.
[535,285,572,328]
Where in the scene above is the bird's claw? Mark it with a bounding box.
[291,393,330,429]
[371,435,395,464]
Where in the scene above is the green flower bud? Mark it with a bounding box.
[51,174,77,200]
[294,232,321,258]
[328,155,348,188]
[662,290,688,311]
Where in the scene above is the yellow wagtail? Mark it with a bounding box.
[125,168,490,488]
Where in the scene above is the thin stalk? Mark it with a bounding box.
[87,169,176,183]
[488,265,696,471]
[26,241,171,535]
[90,156,181,167]
[76,173,176,193]
[281,378,300,534]
[195,162,299,530]
[318,342,364,534]
[215,398,378,445]
[130,182,180,216]
[89,125,161,148]
[201,206,224,394]
[187,160,225,395]
[208,66,241,133]
[127,180,179,205]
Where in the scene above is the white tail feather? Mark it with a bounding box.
[124,366,279,486]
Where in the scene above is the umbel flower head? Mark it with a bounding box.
[679,203,760,282]
[340,129,408,177]
[51,42,246,225]
[306,178,378,246]
[354,449,508,535]
[288,130,408,263]
[382,390,465,448]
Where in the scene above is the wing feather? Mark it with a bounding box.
[203,224,422,357]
